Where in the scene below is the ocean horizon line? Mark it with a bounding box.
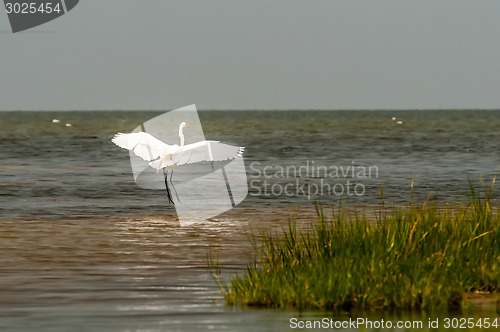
[1,108,500,112]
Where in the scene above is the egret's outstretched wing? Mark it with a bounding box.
[173,141,245,166]
[111,132,177,161]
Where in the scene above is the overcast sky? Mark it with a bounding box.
[1,0,500,110]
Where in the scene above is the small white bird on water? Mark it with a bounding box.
[111,121,244,173]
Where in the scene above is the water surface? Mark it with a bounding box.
[1,110,499,330]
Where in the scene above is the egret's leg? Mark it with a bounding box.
[163,168,171,203]
[169,164,176,185]
[169,164,181,203]
[163,167,174,205]
[171,184,181,204]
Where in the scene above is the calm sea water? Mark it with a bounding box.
[1,110,499,331]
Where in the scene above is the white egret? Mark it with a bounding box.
[111,122,245,203]
[112,121,244,169]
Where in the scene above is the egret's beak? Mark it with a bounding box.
[185,124,190,128]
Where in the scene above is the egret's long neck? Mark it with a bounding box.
[179,126,185,147]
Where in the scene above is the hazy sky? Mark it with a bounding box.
[1,0,500,110]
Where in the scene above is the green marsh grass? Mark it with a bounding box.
[211,178,500,311]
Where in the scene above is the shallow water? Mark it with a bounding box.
[1,110,499,330]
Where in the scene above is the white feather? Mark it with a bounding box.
[111,132,178,162]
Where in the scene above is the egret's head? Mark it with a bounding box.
[180,122,190,129]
